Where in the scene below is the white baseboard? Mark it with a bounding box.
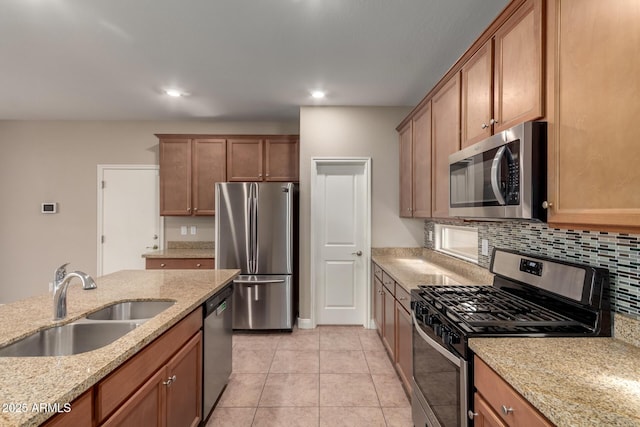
[297,317,314,329]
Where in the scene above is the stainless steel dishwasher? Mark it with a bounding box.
[202,284,233,424]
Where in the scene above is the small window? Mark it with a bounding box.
[434,224,478,263]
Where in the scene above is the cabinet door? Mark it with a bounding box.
[398,121,413,217]
[373,275,384,337]
[160,139,191,216]
[265,138,299,181]
[166,332,202,427]
[461,41,493,148]
[493,0,543,132]
[101,368,166,427]
[382,284,395,359]
[395,303,413,394]
[473,393,508,427]
[192,139,226,215]
[431,73,461,218]
[227,139,263,181]
[412,102,432,218]
[548,0,640,230]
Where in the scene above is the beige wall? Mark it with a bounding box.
[0,120,298,304]
[299,106,425,320]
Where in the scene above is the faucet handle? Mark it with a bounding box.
[54,263,70,284]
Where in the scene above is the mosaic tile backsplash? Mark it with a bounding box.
[424,220,640,319]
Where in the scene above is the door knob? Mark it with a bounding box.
[351,251,363,256]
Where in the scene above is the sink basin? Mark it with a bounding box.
[0,322,139,357]
[85,300,175,321]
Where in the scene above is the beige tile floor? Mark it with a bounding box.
[206,326,413,427]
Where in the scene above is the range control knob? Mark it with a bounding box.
[426,315,440,326]
[440,326,450,343]
[433,324,443,337]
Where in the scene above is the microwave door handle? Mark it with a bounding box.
[490,146,507,205]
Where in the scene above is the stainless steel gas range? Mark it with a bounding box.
[410,249,611,427]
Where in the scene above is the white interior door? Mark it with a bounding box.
[312,158,371,326]
[98,165,162,276]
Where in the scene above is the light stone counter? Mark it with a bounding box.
[0,268,238,427]
[469,337,640,427]
[142,248,214,259]
[372,248,494,292]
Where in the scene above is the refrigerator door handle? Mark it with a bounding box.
[235,279,286,284]
[252,183,259,273]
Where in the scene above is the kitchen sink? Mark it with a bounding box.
[0,321,140,357]
[85,300,175,321]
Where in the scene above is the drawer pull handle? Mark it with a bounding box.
[163,375,177,386]
[398,296,407,300]
[501,405,514,415]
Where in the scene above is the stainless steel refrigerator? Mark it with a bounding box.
[215,182,297,330]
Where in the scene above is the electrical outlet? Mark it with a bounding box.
[428,231,433,242]
[190,226,197,235]
[180,226,187,236]
[481,239,489,256]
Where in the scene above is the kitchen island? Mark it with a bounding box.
[0,268,238,427]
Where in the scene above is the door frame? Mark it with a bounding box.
[310,157,372,329]
[96,164,164,276]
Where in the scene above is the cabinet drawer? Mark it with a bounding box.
[395,284,411,312]
[474,357,552,427]
[146,258,214,270]
[381,271,395,293]
[373,263,383,281]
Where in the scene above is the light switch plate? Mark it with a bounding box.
[180,226,187,235]
[190,226,197,235]
[481,239,489,256]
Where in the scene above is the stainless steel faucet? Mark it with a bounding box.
[53,263,97,321]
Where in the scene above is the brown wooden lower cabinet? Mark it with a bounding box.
[395,302,413,393]
[372,262,413,396]
[474,357,552,427]
[145,258,214,270]
[43,308,203,427]
[382,284,395,357]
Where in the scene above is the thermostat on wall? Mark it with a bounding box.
[41,203,57,214]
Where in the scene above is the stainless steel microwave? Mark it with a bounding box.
[448,121,546,220]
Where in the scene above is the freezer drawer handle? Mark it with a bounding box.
[235,279,286,284]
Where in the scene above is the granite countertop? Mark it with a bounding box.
[142,248,215,259]
[470,337,640,427]
[372,248,494,292]
[0,268,238,427]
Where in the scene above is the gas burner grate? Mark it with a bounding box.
[417,285,581,328]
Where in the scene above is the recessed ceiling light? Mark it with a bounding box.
[311,90,326,99]
[165,89,184,97]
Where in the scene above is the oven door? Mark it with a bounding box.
[411,310,468,427]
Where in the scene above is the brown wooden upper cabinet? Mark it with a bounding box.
[227,137,299,182]
[461,0,543,148]
[158,137,226,216]
[431,74,461,218]
[545,0,640,231]
[399,102,432,218]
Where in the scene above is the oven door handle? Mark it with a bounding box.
[412,310,464,368]
[490,145,507,206]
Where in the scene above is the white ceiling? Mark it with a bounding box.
[1,0,508,121]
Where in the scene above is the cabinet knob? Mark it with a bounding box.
[542,201,553,209]
[501,405,514,415]
[258,173,262,177]
[489,118,499,125]
[266,173,269,177]
[481,123,489,129]
[160,263,166,268]
[187,207,191,213]
[194,208,198,212]
[196,263,202,268]
[468,411,478,420]
[398,296,407,300]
